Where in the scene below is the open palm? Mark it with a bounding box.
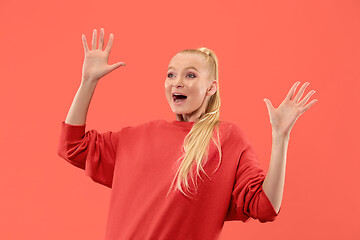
[81,28,126,83]
[263,82,318,136]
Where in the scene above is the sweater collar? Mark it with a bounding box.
[166,120,195,129]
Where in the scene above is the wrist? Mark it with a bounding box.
[80,79,98,89]
[272,130,290,139]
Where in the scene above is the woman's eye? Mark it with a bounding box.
[187,73,196,78]
[167,73,196,78]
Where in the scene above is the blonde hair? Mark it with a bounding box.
[166,47,222,199]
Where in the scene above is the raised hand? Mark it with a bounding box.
[263,82,318,136]
[81,28,126,83]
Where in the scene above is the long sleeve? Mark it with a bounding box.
[225,127,281,223]
[57,121,119,188]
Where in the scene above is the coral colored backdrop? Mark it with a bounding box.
[0,0,359,239]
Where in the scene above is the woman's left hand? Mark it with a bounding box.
[263,81,318,136]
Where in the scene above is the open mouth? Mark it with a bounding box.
[172,93,187,103]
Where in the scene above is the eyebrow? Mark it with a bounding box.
[167,66,199,73]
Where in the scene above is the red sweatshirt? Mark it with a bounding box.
[57,119,280,240]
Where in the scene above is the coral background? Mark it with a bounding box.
[0,0,359,239]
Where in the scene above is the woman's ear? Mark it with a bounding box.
[207,80,218,96]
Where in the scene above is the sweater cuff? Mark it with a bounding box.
[61,121,86,140]
[259,184,281,221]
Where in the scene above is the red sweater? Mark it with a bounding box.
[57,119,280,240]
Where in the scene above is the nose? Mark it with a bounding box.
[172,76,184,88]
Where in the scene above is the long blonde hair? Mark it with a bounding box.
[166,47,222,199]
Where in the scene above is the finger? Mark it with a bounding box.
[293,82,310,103]
[105,33,114,54]
[82,34,89,54]
[285,81,300,101]
[300,99,318,114]
[298,89,316,107]
[92,29,97,50]
[108,62,126,72]
[99,28,104,50]
[263,98,275,118]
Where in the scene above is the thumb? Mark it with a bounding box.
[263,98,274,111]
[108,62,126,72]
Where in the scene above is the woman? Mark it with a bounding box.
[58,28,318,240]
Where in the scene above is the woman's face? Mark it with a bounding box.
[164,52,217,122]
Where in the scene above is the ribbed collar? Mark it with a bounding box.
[165,120,195,129]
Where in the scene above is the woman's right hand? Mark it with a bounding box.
[81,28,126,84]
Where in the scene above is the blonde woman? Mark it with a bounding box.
[58,28,318,240]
